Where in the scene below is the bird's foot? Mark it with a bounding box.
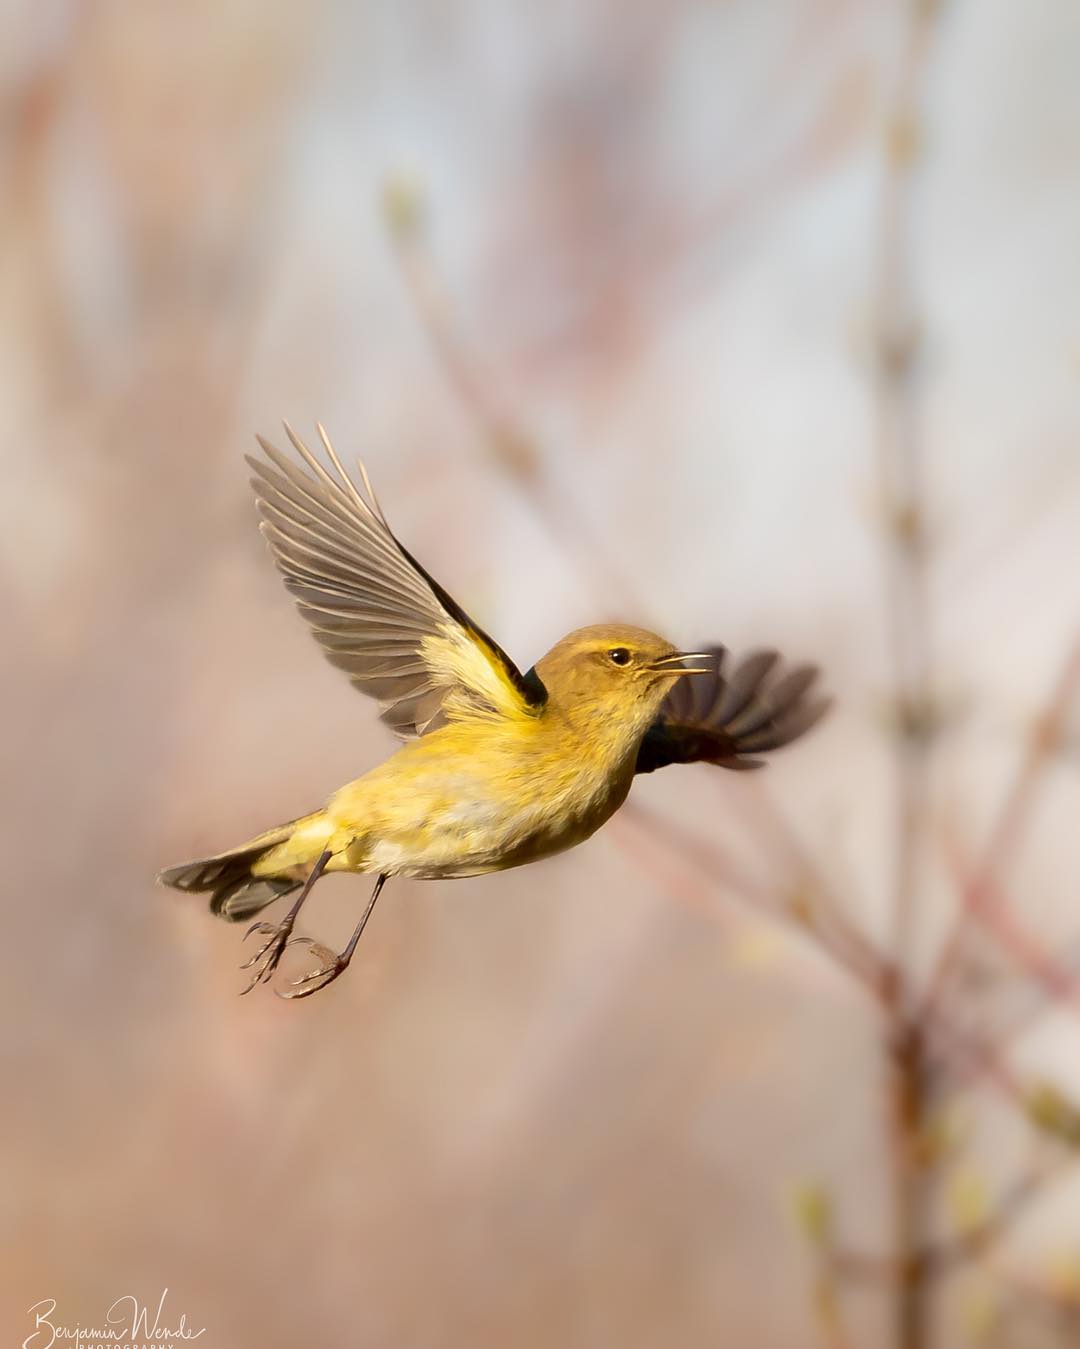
[238,918,295,995]
[274,936,350,1000]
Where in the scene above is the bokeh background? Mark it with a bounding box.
[3,2,1080,1346]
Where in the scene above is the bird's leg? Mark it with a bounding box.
[239,848,332,994]
[277,873,388,1000]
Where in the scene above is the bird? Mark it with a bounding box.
[159,424,829,999]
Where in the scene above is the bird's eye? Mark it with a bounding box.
[608,647,631,666]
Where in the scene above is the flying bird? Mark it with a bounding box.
[159,425,829,998]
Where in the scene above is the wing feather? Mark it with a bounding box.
[248,424,546,737]
[635,646,829,773]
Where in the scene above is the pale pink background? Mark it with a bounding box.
[3,2,1079,1345]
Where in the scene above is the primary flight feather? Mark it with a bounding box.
[249,422,543,736]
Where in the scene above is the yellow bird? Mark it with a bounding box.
[159,425,828,998]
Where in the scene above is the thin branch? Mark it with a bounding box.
[872,0,938,999]
[621,795,1039,1125]
[606,809,741,933]
[621,798,893,1001]
[920,637,1080,1021]
[870,2,944,1343]
[738,776,893,999]
[832,1154,1069,1285]
[385,204,642,610]
[930,1157,1070,1275]
[920,1002,1031,1112]
[939,817,1080,1025]
[996,1262,1080,1324]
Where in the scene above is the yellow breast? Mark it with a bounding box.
[325,709,636,879]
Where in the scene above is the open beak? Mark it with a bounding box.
[649,651,714,676]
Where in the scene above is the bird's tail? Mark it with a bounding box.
[158,812,325,922]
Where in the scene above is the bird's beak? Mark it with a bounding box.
[649,651,714,676]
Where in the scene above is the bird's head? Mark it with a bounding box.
[533,624,710,736]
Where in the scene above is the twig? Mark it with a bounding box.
[939,816,1080,1025]
[606,809,740,933]
[385,201,642,611]
[873,0,937,1002]
[832,1153,1068,1285]
[930,1157,1071,1275]
[737,776,893,1000]
[626,791,1038,1125]
[996,1261,1080,1323]
[920,637,1080,1021]
[621,799,892,1001]
[870,4,946,1346]
[920,1012,1030,1112]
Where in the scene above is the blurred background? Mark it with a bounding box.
[3,2,1079,1346]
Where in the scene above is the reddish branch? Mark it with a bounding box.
[621,798,891,997]
[920,638,1080,1022]
[870,3,944,1344]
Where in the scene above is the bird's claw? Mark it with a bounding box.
[238,921,276,966]
[238,918,294,994]
[274,937,348,1000]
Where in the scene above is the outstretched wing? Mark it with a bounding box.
[635,646,829,774]
[248,424,546,737]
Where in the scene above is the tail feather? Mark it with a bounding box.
[159,818,306,922]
